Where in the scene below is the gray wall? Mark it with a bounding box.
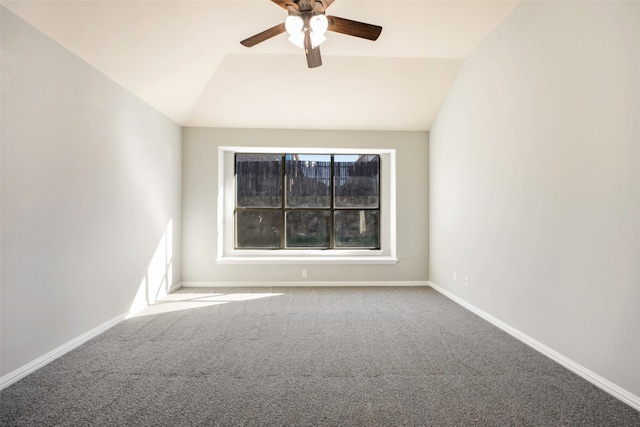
[182,127,428,284]
[1,8,182,376]
[430,1,640,398]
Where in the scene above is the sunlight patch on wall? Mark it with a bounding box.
[128,219,174,317]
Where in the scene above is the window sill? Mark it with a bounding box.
[216,253,399,265]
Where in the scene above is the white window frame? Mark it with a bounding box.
[217,146,397,264]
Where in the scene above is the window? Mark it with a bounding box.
[218,146,397,264]
[235,154,380,249]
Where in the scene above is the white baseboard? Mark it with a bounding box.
[0,313,126,391]
[428,281,640,412]
[168,282,182,293]
[180,281,430,288]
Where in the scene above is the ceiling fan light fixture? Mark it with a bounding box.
[310,33,326,49]
[285,15,305,48]
[288,33,305,49]
[285,15,303,36]
[309,15,328,48]
[310,15,328,35]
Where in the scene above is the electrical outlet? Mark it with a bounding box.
[453,271,458,281]
[302,269,308,278]
[464,276,469,286]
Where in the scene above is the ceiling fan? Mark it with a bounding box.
[240,0,382,68]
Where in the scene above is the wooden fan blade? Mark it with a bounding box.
[327,16,382,41]
[240,22,286,47]
[304,30,322,68]
[271,0,299,11]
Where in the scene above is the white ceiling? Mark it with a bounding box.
[2,0,519,130]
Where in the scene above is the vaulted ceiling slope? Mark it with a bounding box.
[2,1,519,130]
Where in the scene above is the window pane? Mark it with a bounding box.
[334,210,379,248]
[285,154,331,208]
[236,210,282,248]
[236,154,282,208]
[334,155,379,208]
[286,210,330,248]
